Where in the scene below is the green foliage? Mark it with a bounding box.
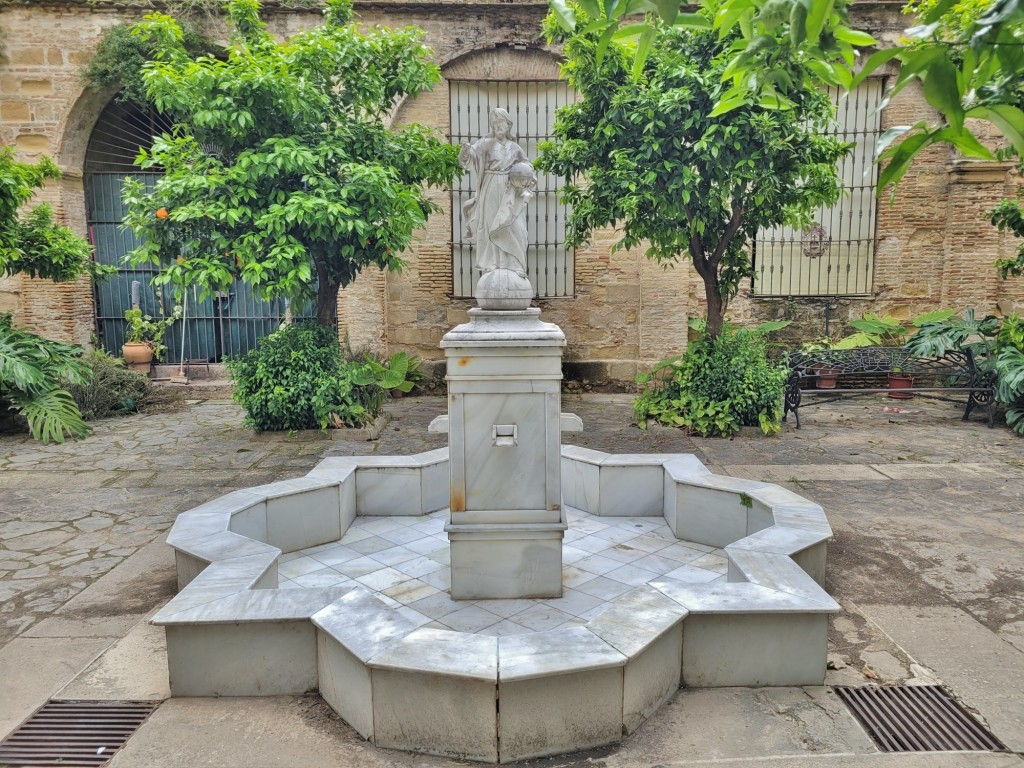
[548,0,1024,190]
[992,193,1024,279]
[634,324,789,436]
[123,305,181,361]
[82,21,220,109]
[227,321,421,432]
[906,309,1024,434]
[545,0,877,108]
[62,350,152,420]
[0,313,90,443]
[841,309,957,347]
[0,147,112,283]
[121,0,461,328]
[538,8,849,337]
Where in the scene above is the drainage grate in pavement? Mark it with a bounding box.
[0,700,158,766]
[834,685,1006,753]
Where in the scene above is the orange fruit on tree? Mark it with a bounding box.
[156,208,169,219]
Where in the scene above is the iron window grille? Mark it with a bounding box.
[752,79,886,297]
[449,78,577,299]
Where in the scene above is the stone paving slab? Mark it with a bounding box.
[2,394,1023,764]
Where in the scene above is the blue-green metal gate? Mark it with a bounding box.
[88,172,291,364]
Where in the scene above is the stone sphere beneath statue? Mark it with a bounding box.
[475,268,533,311]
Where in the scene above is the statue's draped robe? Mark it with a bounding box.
[461,138,530,275]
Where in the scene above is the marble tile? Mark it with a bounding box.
[228,501,268,543]
[561,565,598,589]
[541,588,606,617]
[403,536,448,557]
[630,552,691,573]
[497,628,626,760]
[346,536,393,555]
[573,536,610,552]
[266,485,342,553]
[406,591,464,619]
[476,619,534,636]
[574,576,633,601]
[672,483,752,548]
[408,569,443,591]
[560,544,588,563]
[589,525,641,544]
[355,567,409,592]
[689,553,728,575]
[400,555,446,579]
[599,463,664,517]
[618,535,671,554]
[166,621,316,697]
[312,588,417,664]
[291,569,351,589]
[574,554,625,576]
[437,605,502,633]
[660,564,721,584]
[370,627,498,681]
[368,545,419,567]
[603,563,660,587]
[358,517,405,535]
[309,544,361,567]
[508,604,575,631]
[333,556,386,579]
[279,556,328,580]
[356,467,421,516]
[381,579,438,605]
[377,526,426,546]
[473,598,534,619]
[681,613,828,687]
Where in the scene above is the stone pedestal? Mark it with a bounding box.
[442,308,567,599]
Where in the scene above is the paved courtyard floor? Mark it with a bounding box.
[1,393,1022,766]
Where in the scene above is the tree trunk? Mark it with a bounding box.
[314,259,340,329]
[704,275,726,339]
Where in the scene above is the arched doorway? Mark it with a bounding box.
[85,97,291,363]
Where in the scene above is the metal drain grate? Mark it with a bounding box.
[0,700,158,766]
[834,685,1006,752]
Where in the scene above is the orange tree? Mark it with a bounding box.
[122,0,460,328]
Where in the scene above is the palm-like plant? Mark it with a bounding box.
[0,314,90,443]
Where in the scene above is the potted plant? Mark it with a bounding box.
[846,310,955,396]
[799,337,860,389]
[887,366,915,398]
[122,306,181,374]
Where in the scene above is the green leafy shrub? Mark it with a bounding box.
[635,323,789,437]
[62,350,152,420]
[0,313,90,443]
[906,310,1024,435]
[227,322,420,432]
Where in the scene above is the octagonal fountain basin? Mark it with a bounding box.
[155,448,837,763]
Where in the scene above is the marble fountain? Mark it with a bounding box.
[155,114,835,763]
[155,302,838,763]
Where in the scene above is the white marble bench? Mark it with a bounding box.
[156,446,837,763]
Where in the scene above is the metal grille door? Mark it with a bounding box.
[753,79,885,296]
[88,172,290,363]
[450,79,576,299]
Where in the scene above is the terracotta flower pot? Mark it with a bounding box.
[887,373,914,399]
[813,364,840,389]
[122,342,154,374]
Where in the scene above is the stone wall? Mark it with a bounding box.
[1,0,1021,381]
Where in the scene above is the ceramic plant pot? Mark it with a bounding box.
[122,342,154,374]
[887,372,914,399]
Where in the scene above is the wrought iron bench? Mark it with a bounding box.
[783,347,997,428]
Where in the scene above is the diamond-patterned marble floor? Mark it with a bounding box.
[278,508,727,636]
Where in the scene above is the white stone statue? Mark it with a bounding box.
[459,107,537,310]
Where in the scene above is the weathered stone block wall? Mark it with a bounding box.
[726,4,1024,344]
[1,0,1021,379]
